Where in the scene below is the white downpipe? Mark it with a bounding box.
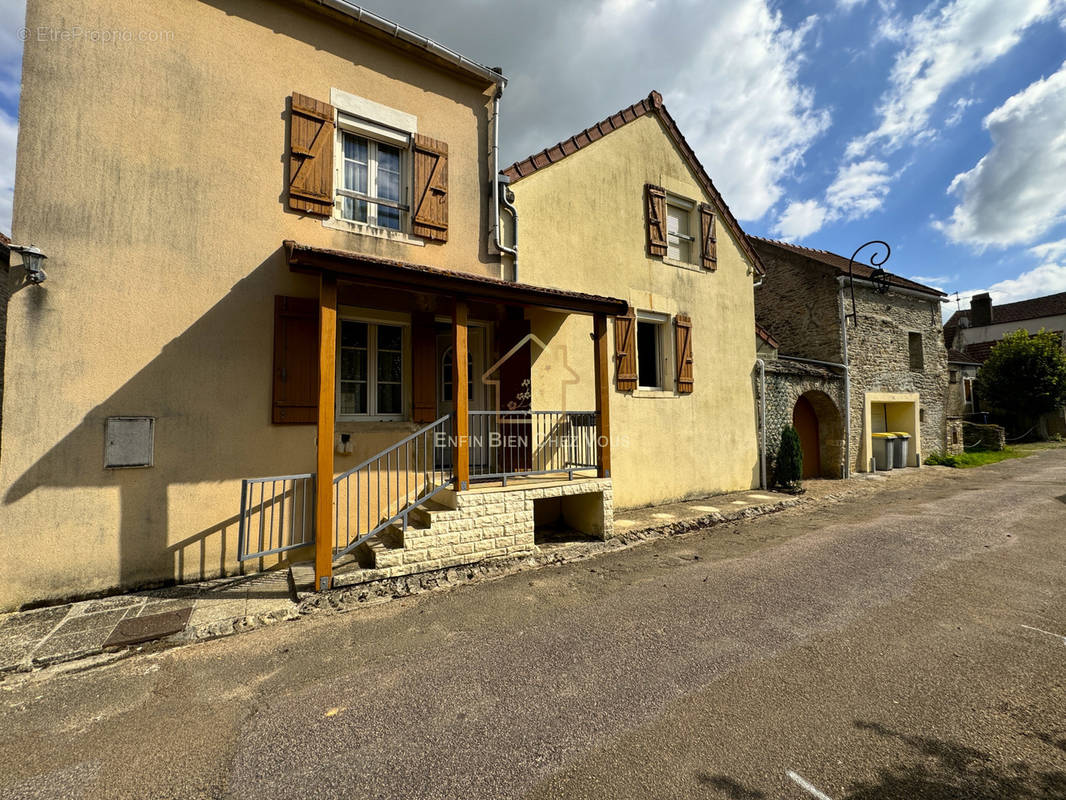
[756,358,767,489]
[491,89,517,279]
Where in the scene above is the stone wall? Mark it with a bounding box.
[760,359,847,479]
[946,417,964,455]
[753,243,842,364]
[847,284,948,470]
[962,422,1005,451]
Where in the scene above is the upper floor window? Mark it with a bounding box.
[666,196,695,263]
[336,115,410,232]
[963,377,974,405]
[908,332,924,371]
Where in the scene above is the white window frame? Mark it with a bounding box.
[635,310,670,391]
[336,313,410,422]
[963,376,974,406]
[334,114,411,233]
[666,194,696,264]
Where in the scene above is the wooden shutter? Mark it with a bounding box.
[411,312,437,423]
[699,203,717,270]
[645,184,667,257]
[614,309,637,391]
[674,314,693,394]
[272,296,319,424]
[412,133,448,242]
[288,93,335,216]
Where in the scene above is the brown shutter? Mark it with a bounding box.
[674,314,693,394]
[272,296,319,424]
[412,133,448,242]
[614,309,637,391]
[288,93,335,216]
[645,184,667,257]
[699,203,717,270]
[411,312,437,423]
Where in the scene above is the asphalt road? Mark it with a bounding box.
[2,449,1065,799]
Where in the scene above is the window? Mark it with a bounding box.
[963,377,974,405]
[666,196,695,262]
[949,369,958,384]
[908,332,924,370]
[636,315,667,389]
[440,347,473,402]
[338,319,405,418]
[339,131,405,230]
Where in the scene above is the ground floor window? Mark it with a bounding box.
[338,319,405,418]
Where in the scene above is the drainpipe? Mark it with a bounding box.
[756,358,767,489]
[491,85,517,280]
[837,284,852,479]
[778,353,850,480]
[499,173,518,281]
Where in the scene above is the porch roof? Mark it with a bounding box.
[284,240,630,317]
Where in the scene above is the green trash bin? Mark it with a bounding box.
[871,433,897,470]
[890,432,911,467]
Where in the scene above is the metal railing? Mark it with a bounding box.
[237,473,315,561]
[468,410,599,483]
[332,414,454,557]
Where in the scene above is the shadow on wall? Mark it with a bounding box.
[5,247,318,592]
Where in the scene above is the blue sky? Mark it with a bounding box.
[2,0,1065,315]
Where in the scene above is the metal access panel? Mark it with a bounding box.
[105,417,155,468]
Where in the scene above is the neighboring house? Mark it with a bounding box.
[946,349,981,417]
[944,291,1066,435]
[502,91,765,508]
[0,1,626,610]
[751,238,949,475]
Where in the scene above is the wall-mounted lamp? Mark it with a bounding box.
[8,243,48,284]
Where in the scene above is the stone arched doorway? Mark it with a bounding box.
[792,390,845,479]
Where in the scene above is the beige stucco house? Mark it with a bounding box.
[502,92,766,509]
[1,0,627,609]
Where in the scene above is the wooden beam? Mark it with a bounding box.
[314,273,337,590]
[593,313,611,478]
[453,299,470,490]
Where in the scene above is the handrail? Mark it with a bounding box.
[332,414,454,557]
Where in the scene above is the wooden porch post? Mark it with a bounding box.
[314,273,337,591]
[593,312,611,478]
[453,298,470,490]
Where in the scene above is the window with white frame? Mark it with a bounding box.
[636,313,668,389]
[963,376,974,405]
[336,116,409,232]
[338,319,406,418]
[666,196,695,262]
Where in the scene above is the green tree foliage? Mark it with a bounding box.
[775,425,803,492]
[976,329,1066,435]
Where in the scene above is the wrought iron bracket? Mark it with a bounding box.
[845,240,892,326]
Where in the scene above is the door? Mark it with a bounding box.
[793,395,821,479]
[437,327,487,468]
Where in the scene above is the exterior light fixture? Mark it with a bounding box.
[845,240,891,325]
[8,243,47,284]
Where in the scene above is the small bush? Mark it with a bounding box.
[775,425,803,492]
[924,451,959,467]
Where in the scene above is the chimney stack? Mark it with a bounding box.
[970,293,992,327]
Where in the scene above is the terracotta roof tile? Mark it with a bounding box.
[756,323,779,349]
[947,348,980,364]
[502,91,765,276]
[749,236,946,297]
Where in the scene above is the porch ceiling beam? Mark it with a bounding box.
[284,240,629,318]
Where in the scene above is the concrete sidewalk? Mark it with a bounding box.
[0,476,907,674]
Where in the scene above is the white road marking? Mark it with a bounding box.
[787,771,834,800]
[1021,624,1066,646]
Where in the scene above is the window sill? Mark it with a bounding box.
[324,216,425,247]
[632,388,677,398]
[337,416,410,426]
[662,256,702,273]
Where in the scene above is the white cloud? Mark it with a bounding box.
[771,159,891,240]
[0,109,15,234]
[826,159,892,218]
[359,0,829,222]
[935,61,1066,247]
[847,0,1058,159]
[837,0,869,11]
[944,95,976,126]
[773,199,828,240]
[1029,238,1066,262]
